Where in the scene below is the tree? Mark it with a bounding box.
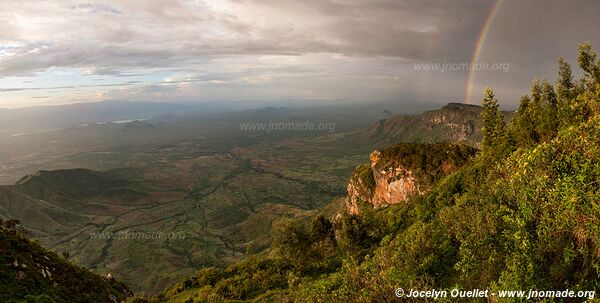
[556,57,578,126]
[540,80,558,139]
[557,57,574,100]
[575,43,600,121]
[273,220,311,264]
[511,95,537,147]
[577,42,600,86]
[481,88,506,155]
[310,215,335,243]
[529,80,544,137]
[309,215,337,261]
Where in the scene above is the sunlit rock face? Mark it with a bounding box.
[346,144,477,215]
[371,164,420,208]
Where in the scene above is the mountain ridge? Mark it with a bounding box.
[365,102,512,147]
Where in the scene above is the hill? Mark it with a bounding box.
[120,120,154,132]
[0,219,131,303]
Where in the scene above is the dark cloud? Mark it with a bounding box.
[0,0,599,108]
[0,0,493,77]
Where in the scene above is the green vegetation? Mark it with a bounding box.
[0,148,354,292]
[0,218,131,303]
[129,43,599,302]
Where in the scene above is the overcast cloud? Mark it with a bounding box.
[0,0,599,108]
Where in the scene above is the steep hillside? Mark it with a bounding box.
[0,219,131,303]
[366,103,511,147]
[0,168,151,241]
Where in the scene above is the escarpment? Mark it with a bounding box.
[346,143,476,214]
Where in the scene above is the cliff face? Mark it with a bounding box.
[347,150,422,215]
[346,143,476,214]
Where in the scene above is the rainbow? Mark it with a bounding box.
[465,0,504,104]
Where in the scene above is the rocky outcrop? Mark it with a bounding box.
[371,158,421,208]
[347,151,422,214]
[346,143,476,214]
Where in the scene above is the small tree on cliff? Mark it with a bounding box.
[481,88,506,157]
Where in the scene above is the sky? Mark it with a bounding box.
[0,0,599,109]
